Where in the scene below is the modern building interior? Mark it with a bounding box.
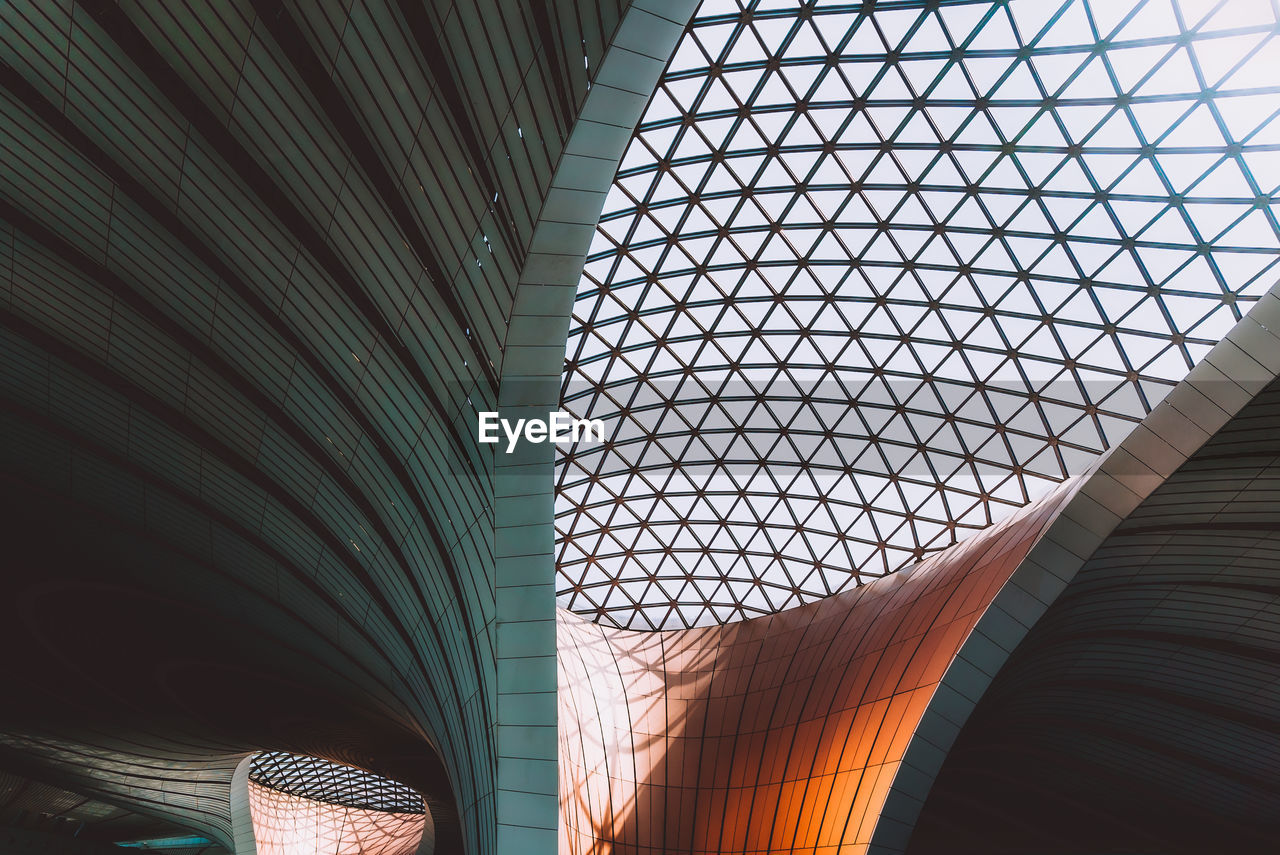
[1,0,1278,853]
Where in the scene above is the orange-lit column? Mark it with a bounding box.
[559,478,1080,855]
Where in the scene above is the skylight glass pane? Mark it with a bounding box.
[556,0,1280,631]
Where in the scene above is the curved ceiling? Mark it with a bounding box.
[0,770,197,848]
[555,0,1280,630]
[0,0,626,851]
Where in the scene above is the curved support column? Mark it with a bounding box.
[558,475,1079,854]
[230,755,257,855]
[493,2,699,853]
[414,809,436,855]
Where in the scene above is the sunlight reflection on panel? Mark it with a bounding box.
[246,753,426,855]
[559,475,1080,853]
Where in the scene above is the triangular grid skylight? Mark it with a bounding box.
[248,752,424,814]
[556,0,1280,631]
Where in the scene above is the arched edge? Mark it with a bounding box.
[490,2,701,854]
[414,804,436,855]
[229,753,257,855]
[869,284,1280,854]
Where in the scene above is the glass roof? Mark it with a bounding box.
[555,0,1280,631]
[248,752,424,814]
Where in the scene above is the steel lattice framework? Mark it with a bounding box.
[248,753,424,815]
[555,0,1280,631]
